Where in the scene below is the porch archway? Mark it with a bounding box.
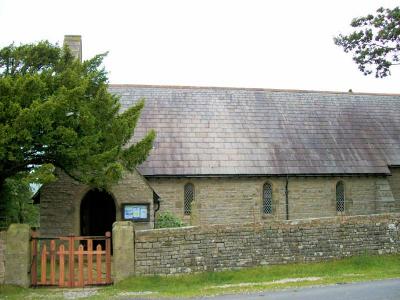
[80,189,116,236]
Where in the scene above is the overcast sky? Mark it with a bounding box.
[0,0,399,93]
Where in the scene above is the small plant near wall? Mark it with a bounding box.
[155,212,185,228]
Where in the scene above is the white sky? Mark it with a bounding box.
[0,0,399,93]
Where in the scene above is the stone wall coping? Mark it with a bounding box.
[135,213,400,238]
[113,221,135,228]
[137,225,197,234]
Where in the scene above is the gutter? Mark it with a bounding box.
[144,172,390,179]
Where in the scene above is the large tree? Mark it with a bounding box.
[334,6,400,78]
[0,41,155,204]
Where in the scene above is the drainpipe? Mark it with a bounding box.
[153,192,160,228]
[285,175,289,220]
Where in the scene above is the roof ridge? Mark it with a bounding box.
[109,83,400,97]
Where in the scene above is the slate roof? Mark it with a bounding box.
[109,85,400,176]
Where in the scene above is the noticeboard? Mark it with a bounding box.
[121,203,150,222]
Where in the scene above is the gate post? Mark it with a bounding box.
[5,224,31,287]
[112,221,135,283]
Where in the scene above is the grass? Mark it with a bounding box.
[1,254,400,299]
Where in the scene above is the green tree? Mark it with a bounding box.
[334,7,400,78]
[0,41,155,206]
[0,177,39,228]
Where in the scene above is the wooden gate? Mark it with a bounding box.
[31,232,112,287]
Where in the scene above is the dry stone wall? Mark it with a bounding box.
[134,213,400,275]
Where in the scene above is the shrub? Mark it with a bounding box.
[155,212,184,229]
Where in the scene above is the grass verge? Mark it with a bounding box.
[1,254,399,299]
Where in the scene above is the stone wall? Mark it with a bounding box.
[148,175,400,225]
[134,213,400,275]
[39,168,400,235]
[40,169,87,236]
[111,169,155,231]
[388,167,400,204]
[4,224,30,287]
[0,231,5,284]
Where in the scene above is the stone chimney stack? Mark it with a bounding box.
[63,35,82,62]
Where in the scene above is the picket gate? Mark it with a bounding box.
[31,232,112,287]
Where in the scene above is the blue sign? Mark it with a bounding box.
[122,203,150,222]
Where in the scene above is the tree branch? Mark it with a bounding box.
[57,165,84,184]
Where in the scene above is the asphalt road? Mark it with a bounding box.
[192,279,400,300]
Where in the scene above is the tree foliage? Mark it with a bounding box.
[334,6,400,78]
[0,177,39,228]
[0,41,155,205]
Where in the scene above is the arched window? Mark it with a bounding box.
[263,183,273,214]
[184,183,194,215]
[336,181,345,212]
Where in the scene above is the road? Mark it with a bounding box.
[192,279,400,300]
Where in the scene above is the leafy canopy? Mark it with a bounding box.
[0,41,155,199]
[334,6,400,78]
[0,176,39,228]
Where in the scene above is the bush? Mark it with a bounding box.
[155,212,184,229]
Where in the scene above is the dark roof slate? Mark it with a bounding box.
[109,85,400,176]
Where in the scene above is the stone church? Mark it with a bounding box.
[38,36,400,236]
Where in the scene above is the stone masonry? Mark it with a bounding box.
[148,174,400,225]
[39,168,400,235]
[4,224,30,287]
[112,222,135,283]
[40,168,155,236]
[134,213,400,275]
[388,168,400,206]
[0,231,5,284]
